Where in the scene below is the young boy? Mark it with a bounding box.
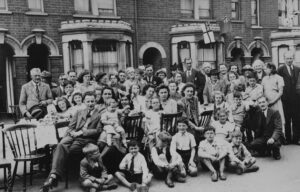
[231,92,247,130]
[228,131,259,175]
[80,143,117,192]
[115,140,152,192]
[198,126,228,182]
[170,117,198,177]
[101,98,129,147]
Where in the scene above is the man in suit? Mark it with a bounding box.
[182,59,206,104]
[41,91,103,192]
[278,51,300,144]
[19,68,53,119]
[52,74,68,99]
[249,96,283,160]
[143,65,162,87]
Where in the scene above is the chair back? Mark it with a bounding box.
[3,124,38,159]
[9,105,22,124]
[160,112,182,136]
[54,121,70,142]
[1,123,6,158]
[199,110,213,127]
[123,115,144,141]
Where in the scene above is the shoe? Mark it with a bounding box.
[244,165,259,173]
[102,183,118,190]
[211,172,218,182]
[236,167,243,175]
[175,176,186,183]
[129,183,137,191]
[273,154,281,160]
[136,185,149,192]
[165,178,174,188]
[40,176,58,192]
[219,172,227,181]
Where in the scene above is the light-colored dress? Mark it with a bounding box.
[262,74,285,127]
[244,84,263,102]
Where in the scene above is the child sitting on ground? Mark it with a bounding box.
[228,131,259,175]
[211,108,235,142]
[151,131,186,188]
[198,126,228,182]
[80,143,117,192]
[231,92,247,130]
[101,98,129,147]
[115,140,152,192]
[170,117,198,177]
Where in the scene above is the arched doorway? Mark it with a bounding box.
[143,48,162,71]
[251,47,264,63]
[231,47,245,72]
[0,44,15,112]
[27,43,50,80]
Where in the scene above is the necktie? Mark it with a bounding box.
[86,110,92,118]
[36,84,40,101]
[290,66,294,77]
[129,155,135,174]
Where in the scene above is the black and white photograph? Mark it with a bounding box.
[0,0,300,192]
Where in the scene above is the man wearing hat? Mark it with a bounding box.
[19,68,53,119]
[41,70,57,89]
[143,65,163,87]
[182,58,206,104]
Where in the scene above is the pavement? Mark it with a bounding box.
[1,145,300,192]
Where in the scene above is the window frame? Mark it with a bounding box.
[177,41,191,64]
[27,0,44,13]
[74,0,91,15]
[91,0,117,17]
[231,0,240,20]
[0,0,8,11]
[197,41,217,67]
[181,0,194,15]
[278,0,300,27]
[251,0,260,26]
[197,0,211,19]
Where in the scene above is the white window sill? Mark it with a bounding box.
[278,26,300,30]
[251,25,263,29]
[0,10,12,15]
[73,14,121,20]
[231,20,244,23]
[179,18,217,23]
[25,11,48,16]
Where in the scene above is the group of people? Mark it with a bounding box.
[17,50,300,192]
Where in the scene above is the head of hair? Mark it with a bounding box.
[228,64,239,72]
[145,64,153,70]
[266,62,277,75]
[95,72,107,83]
[135,68,144,76]
[82,143,99,155]
[216,108,229,117]
[142,84,155,96]
[231,130,243,138]
[63,80,75,88]
[156,84,170,99]
[284,50,295,58]
[67,70,77,76]
[177,116,189,126]
[214,91,225,102]
[83,91,96,101]
[157,131,172,144]
[55,97,71,112]
[234,83,245,92]
[30,68,41,76]
[227,71,239,80]
[128,139,139,148]
[233,91,242,98]
[77,70,92,83]
[71,92,83,105]
[203,125,216,134]
[98,87,116,104]
[247,71,257,80]
[181,83,196,97]
[129,83,141,95]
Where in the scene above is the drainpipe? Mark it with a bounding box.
[134,0,139,67]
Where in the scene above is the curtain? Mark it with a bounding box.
[198,0,210,18]
[178,42,191,64]
[70,41,84,74]
[74,0,90,13]
[181,0,193,13]
[96,0,114,15]
[28,0,42,11]
[278,0,299,27]
[197,42,216,67]
[251,0,258,25]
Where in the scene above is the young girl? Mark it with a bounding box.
[101,98,129,147]
[212,91,233,122]
[151,131,186,188]
[55,97,73,120]
[129,84,144,112]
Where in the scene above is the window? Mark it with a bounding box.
[178,41,191,64]
[278,0,300,27]
[92,40,118,74]
[181,0,194,15]
[197,0,210,18]
[69,41,84,74]
[197,41,216,67]
[295,45,300,64]
[95,0,115,16]
[231,0,240,19]
[251,0,259,25]
[28,0,43,12]
[278,45,289,66]
[74,0,90,14]
[126,41,132,68]
[0,0,7,10]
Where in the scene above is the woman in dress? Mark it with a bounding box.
[168,81,182,101]
[76,70,96,93]
[140,84,156,112]
[156,84,178,113]
[243,72,263,106]
[55,97,73,120]
[70,92,86,114]
[96,87,116,113]
[262,62,285,128]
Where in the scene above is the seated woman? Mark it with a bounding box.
[156,84,177,114]
[75,70,97,94]
[140,84,156,112]
[70,92,86,114]
[128,84,144,112]
[55,97,73,121]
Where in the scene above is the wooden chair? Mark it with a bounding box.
[160,112,182,136]
[123,115,144,142]
[198,110,213,127]
[0,123,12,192]
[9,105,22,124]
[3,124,46,192]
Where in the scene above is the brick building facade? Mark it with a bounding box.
[1,0,300,113]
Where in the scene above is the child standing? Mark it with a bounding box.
[80,143,117,192]
[101,98,128,147]
[231,92,247,130]
[170,117,198,177]
[228,131,259,175]
[151,131,186,188]
[115,140,152,192]
[198,126,228,182]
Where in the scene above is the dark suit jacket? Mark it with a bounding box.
[143,75,163,87]
[278,64,300,103]
[52,86,64,99]
[66,108,103,140]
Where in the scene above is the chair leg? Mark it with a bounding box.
[4,167,7,191]
[30,161,33,186]
[11,161,19,191]
[23,161,27,192]
[7,165,12,192]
